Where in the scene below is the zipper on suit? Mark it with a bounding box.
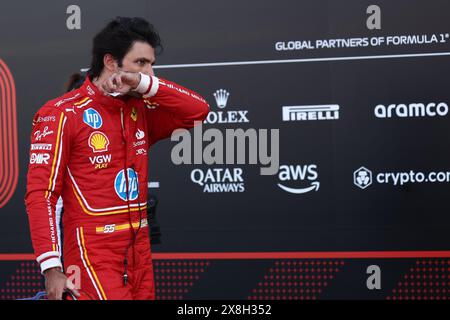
[120,108,126,144]
[120,108,133,285]
[120,107,129,201]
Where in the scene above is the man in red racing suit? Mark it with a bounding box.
[25,17,209,300]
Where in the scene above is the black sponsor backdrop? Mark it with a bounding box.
[0,0,449,298]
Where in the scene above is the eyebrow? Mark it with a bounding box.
[134,57,155,64]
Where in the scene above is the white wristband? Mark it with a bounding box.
[134,72,151,94]
[144,76,159,98]
[37,251,63,274]
[40,257,63,274]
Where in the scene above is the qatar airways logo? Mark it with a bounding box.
[190,168,245,193]
[0,59,18,209]
[203,89,250,124]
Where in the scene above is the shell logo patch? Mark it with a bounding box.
[88,131,110,153]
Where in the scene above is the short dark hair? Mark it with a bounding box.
[88,17,162,78]
[65,72,86,92]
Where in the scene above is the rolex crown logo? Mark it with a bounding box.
[213,89,230,109]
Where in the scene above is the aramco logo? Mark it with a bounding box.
[0,59,18,208]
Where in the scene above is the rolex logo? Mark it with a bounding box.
[205,88,249,125]
[213,89,230,109]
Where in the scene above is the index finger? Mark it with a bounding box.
[66,279,81,297]
[115,74,123,88]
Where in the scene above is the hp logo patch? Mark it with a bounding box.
[115,168,139,201]
[83,108,103,129]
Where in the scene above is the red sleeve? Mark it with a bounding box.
[143,76,210,146]
[24,106,70,273]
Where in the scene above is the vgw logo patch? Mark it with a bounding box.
[0,59,18,208]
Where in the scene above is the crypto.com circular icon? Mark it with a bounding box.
[0,59,18,208]
[354,167,372,189]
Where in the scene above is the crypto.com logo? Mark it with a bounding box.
[354,167,372,189]
[0,59,18,208]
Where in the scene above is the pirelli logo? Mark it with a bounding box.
[0,59,18,208]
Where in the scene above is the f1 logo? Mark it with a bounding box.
[0,59,18,208]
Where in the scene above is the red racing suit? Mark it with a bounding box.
[25,75,209,299]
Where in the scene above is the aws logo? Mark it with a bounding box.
[0,59,18,208]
